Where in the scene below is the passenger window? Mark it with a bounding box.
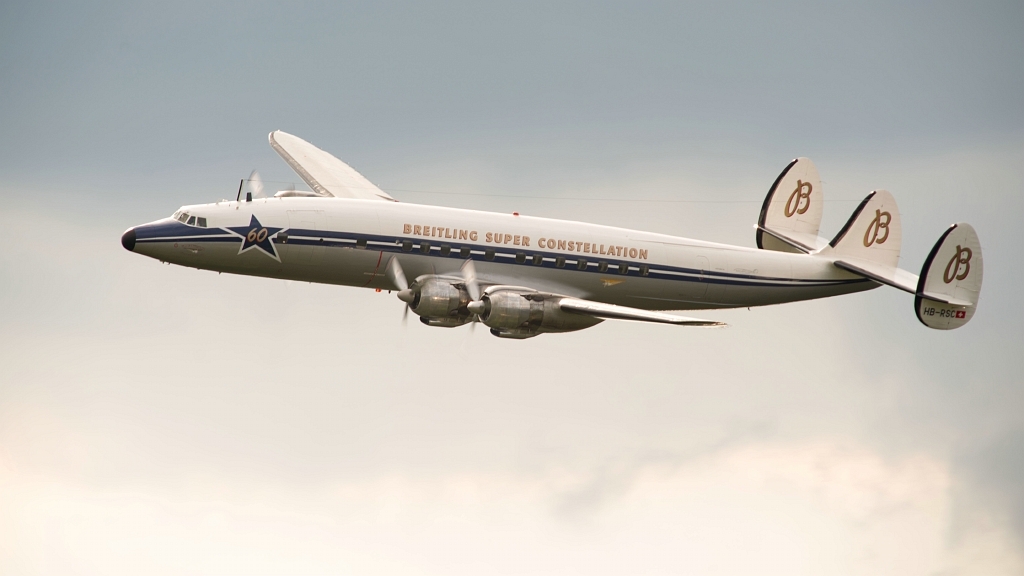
[420,242,431,254]
[532,254,543,266]
[598,261,608,272]
[515,252,526,263]
[356,238,367,249]
[460,246,471,258]
[402,240,413,252]
[577,259,588,270]
[197,217,207,228]
[187,216,196,225]
[440,244,451,256]
[618,263,629,274]
[556,257,565,268]
[640,265,650,276]
[485,249,495,261]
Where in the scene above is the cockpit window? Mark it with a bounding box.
[173,209,207,227]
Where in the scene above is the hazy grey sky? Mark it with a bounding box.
[1,2,1022,574]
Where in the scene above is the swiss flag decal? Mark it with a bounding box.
[956,310,966,319]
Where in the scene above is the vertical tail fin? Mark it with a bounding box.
[915,223,983,329]
[827,189,903,269]
[756,157,824,253]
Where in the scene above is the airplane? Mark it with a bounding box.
[120,131,984,338]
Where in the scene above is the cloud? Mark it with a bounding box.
[3,436,1020,576]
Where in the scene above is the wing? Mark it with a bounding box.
[556,297,725,326]
[268,130,396,201]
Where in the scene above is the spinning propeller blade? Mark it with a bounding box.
[462,259,483,330]
[388,256,409,292]
[387,257,412,326]
[248,169,266,199]
[461,259,480,301]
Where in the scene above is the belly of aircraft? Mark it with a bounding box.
[151,243,871,312]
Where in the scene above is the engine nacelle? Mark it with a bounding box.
[478,291,602,334]
[408,279,471,322]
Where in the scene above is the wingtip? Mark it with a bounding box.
[689,321,728,328]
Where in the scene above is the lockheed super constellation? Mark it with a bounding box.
[121,131,983,338]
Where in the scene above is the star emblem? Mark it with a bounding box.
[227,215,284,261]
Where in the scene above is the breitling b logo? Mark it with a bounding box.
[943,245,972,283]
[784,180,813,217]
[862,209,892,247]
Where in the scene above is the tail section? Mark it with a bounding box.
[756,157,825,253]
[915,223,983,329]
[825,192,983,329]
[756,157,983,330]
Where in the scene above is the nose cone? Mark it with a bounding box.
[121,227,136,251]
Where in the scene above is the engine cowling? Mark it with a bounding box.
[478,290,602,335]
[406,279,472,325]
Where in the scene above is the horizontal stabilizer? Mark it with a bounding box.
[557,298,724,326]
[269,131,396,202]
[757,225,816,253]
[832,259,918,294]
[915,223,983,329]
[918,291,974,308]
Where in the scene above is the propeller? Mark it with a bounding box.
[386,256,412,324]
[462,260,484,330]
[248,169,267,199]
[462,259,480,301]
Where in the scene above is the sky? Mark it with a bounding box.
[1,1,1023,574]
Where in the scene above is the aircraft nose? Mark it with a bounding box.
[121,227,136,251]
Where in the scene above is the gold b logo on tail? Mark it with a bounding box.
[863,209,891,247]
[943,245,972,283]
[784,180,813,217]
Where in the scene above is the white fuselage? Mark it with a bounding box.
[126,196,876,310]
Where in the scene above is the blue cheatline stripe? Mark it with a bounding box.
[140,225,871,289]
